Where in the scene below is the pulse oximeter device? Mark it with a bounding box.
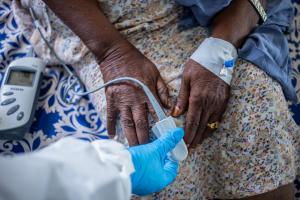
[0,57,45,140]
[152,116,188,161]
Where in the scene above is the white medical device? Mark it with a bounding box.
[152,116,188,161]
[0,57,45,140]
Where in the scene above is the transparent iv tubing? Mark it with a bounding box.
[29,8,168,121]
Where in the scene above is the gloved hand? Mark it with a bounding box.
[128,128,184,196]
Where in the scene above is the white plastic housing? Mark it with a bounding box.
[0,57,45,139]
[152,116,188,161]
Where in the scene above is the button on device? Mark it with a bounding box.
[17,112,24,121]
[1,98,16,106]
[3,92,14,96]
[7,105,20,115]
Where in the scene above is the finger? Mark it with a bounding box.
[153,127,184,157]
[132,104,149,144]
[146,101,159,122]
[190,111,211,148]
[156,76,172,108]
[201,112,222,142]
[184,97,202,145]
[106,94,117,139]
[120,107,139,146]
[172,77,190,117]
[201,127,214,143]
[162,157,179,186]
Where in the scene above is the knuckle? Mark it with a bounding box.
[135,119,148,130]
[117,87,134,96]
[200,89,213,98]
[189,96,202,105]
[121,118,135,128]
[108,84,135,94]
[185,121,199,130]
[214,93,229,105]
[157,85,168,95]
[176,98,186,107]
[106,103,114,111]
[192,90,215,103]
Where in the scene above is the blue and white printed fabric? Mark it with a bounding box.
[0,0,108,155]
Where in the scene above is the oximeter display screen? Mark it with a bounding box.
[6,70,35,86]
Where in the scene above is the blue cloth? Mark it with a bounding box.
[176,0,297,102]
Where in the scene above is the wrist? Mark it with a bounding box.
[211,29,240,48]
[211,0,267,48]
[191,37,238,85]
[86,35,127,64]
[98,40,138,81]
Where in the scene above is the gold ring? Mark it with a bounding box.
[207,122,219,129]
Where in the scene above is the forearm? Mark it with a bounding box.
[42,0,124,62]
[211,0,267,47]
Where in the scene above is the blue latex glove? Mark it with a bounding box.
[128,128,184,196]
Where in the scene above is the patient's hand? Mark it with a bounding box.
[100,40,171,146]
[172,59,229,147]
[170,0,267,147]
[41,0,171,146]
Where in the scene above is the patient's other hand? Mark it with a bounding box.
[100,39,171,146]
[172,59,230,147]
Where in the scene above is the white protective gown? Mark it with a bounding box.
[0,138,134,200]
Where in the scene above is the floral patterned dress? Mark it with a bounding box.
[12,0,300,199]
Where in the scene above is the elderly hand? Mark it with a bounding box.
[172,59,230,147]
[100,40,171,146]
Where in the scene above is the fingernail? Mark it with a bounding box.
[171,106,181,117]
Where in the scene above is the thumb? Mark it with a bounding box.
[172,78,189,117]
[154,128,184,157]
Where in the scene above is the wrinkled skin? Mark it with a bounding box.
[42,0,264,149]
[172,59,230,147]
[100,40,171,146]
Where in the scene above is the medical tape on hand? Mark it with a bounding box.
[190,37,238,85]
